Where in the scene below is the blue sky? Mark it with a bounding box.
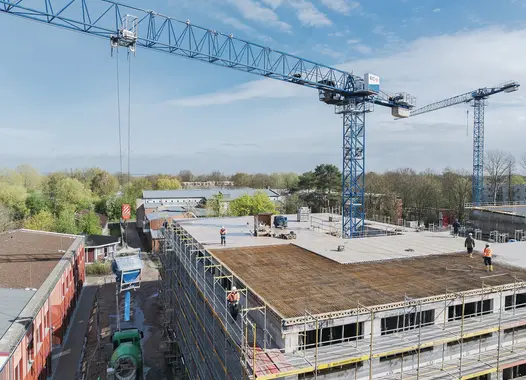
[1,0,526,174]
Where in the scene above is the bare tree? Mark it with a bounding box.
[521,154,526,175]
[442,169,472,219]
[484,150,515,204]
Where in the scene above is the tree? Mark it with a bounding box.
[484,150,514,203]
[24,210,55,232]
[208,171,227,182]
[0,183,28,218]
[441,169,471,219]
[269,173,286,189]
[0,204,15,232]
[125,177,153,201]
[90,170,119,197]
[207,193,225,216]
[54,177,93,212]
[249,173,271,189]
[231,172,252,188]
[56,207,78,234]
[95,195,122,221]
[228,194,253,216]
[78,210,102,235]
[251,191,277,214]
[388,168,417,218]
[412,171,442,223]
[521,154,526,175]
[0,169,24,187]
[283,193,303,214]
[26,191,52,216]
[297,171,316,190]
[282,172,299,191]
[313,164,341,193]
[178,170,194,182]
[155,177,182,190]
[228,192,276,216]
[15,164,41,191]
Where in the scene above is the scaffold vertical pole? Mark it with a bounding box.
[441,289,448,370]
[416,300,422,380]
[315,317,319,379]
[369,310,374,379]
[496,290,503,379]
[252,322,257,379]
[459,294,466,378]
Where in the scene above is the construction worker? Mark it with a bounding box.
[227,286,240,321]
[465,232,475,258]
[483,243,493,272]
[452,219,460,237]
[220,226,227,246]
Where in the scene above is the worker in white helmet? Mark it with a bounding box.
[220,226,227,246]
[227,286,240,321]
[465,232,475,258]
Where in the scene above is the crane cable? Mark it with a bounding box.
[127,50,132,188]
[116,48,124,187]
[115,48,133,189]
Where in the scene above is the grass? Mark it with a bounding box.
[86,261,112,276]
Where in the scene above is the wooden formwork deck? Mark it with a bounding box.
[210,244,526,319]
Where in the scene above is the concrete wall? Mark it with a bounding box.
[470,209,526,237]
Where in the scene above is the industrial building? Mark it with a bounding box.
[0,229,85,380]
[158,213,526,379]
[483,184,526,204]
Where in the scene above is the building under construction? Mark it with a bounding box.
[158,214,526,379]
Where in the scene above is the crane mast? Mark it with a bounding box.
[0,0,416,237]
[408,81,519,206]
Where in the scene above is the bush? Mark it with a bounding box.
[86,262,112,276]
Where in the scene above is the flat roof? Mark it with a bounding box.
[0,230,77,289]
[0,288,36,340]
[211,244,526,319]
[0,230,83,363]
[177,215,473,264]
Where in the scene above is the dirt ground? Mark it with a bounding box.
[80,254,172,380]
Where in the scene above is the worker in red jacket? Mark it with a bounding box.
[220,226,227,246]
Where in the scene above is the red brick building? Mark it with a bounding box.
[0,230,85,380]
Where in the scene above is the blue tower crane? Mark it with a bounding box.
[0,0,415,238]
[407,81,519,206]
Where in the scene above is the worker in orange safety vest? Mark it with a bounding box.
[227,286,240,321]
[483,243,493,272]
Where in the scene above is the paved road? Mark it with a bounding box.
[52,285,97,380]
[124,221,144,249]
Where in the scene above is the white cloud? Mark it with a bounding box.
[226,0,292,31]
[320,0,360,15]
[289,0,332,26]
[168,80,310,107]
[353,44,373,54]
[433,8,440,12]
[347,38,360,44]
[166,27,526,171]
[261,0,284,8]
[313,43,344,59]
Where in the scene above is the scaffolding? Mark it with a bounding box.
[158,222,526,380]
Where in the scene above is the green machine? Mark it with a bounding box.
[107,328,144,380]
